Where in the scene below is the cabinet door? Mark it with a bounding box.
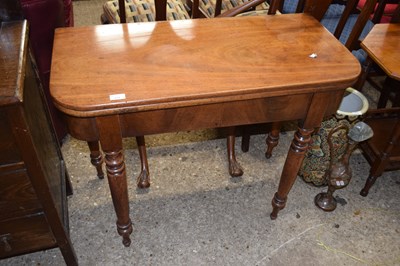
[0,167,41,221]
[23,54,67,222]
[0,108,22,165]
[0,215,56,258]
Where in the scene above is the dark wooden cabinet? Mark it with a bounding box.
[0,21,77,265]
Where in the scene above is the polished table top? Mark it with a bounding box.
[361,23,400,81]
[50,14,361,247]
[51,14,360,117]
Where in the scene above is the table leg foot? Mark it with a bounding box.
[104,149,133,247]
[88,141,105,179]
[136,136,150,188]
[265,122,281,159]
[117,219,133,247]
[270,192,286,219]
[227,130,244,177]
[229,159,244,177]
[360,174,379,197]
[137,169,150,188]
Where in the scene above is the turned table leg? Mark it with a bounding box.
[270,127,313,219]
[96,116,132,247]
[87,141,104,179]
[88,137,150,188]
[227,127,244,177]
[265,122,281,159]
[270,92,332,219]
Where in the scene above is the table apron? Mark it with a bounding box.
[65,91,342,141]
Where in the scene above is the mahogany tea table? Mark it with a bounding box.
[50,14,361,246]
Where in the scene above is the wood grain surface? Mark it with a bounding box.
[361,23,400,80]
[50,14,360,117]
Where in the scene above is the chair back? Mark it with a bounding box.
[335,0,377,51]
[392,1,400,22]
[302,0,333,21]
[117,0,170,23]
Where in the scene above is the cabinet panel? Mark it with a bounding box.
[0,167,42,221]
[0,215,56,258]
[0,112,21,164]
[23,54,64,219]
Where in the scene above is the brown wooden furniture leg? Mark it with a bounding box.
[360,152,391,197]
[360,119,400,196]
[377,77,394,108]
[360,174,383,197]
[88,141,105,179]
[270,127,314,219]
[271,92,331,219]
[88,137,150,188]
[227,127,244,177]
[393,80,400,107]
[136,136,150,188]
[96,116,132,247]
[265,122,281,159]
[241,126,250,152]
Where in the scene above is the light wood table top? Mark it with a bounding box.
[51,14,360,117]
[361,23,400,81]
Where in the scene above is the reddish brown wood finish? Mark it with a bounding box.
[265,122,281,159]
[107,0,180,189]
[262,0,378,159]
[361,23,400,81]
[50,14,360,245]
[353,1,400,94]
[87,141,105,179]
[136,136,151,188]
[359,108,400,196]
[227,127,243,177]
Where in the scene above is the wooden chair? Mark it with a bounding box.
[358,0,399,23]
[189,0,270,18]
[355,6,400,196]
[355,2,400,108]
[359,108,400,196]
[101,0,272,22]
[101,0,191,24]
